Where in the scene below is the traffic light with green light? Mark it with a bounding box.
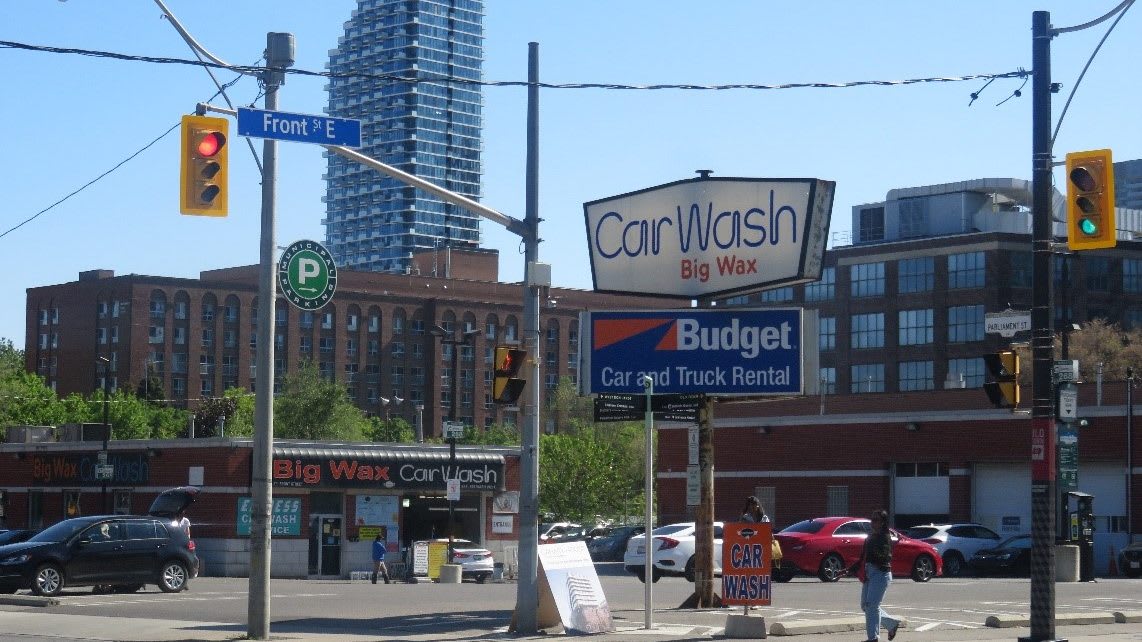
[983,350,1020,409]
[180,114,229,217]
[1065,149,1115,250]
[492,345,527,404]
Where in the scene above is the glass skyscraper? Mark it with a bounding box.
[324,0,484,273]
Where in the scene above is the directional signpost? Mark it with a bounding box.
[237,107,362,148]
[593,393,702,423]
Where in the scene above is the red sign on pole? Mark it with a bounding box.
[1031,418,1056,482]
[720,522,773,606]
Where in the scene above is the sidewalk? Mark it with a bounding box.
[1,608,1140,642]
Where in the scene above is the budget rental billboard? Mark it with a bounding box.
[584,177,834,299]
[579,308,817,396]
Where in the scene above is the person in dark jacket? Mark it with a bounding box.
[371,532,390,584]
[740,496,770,523]
[860,510,900,642]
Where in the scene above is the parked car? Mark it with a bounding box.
[540,523,589,545]
[904,523,1002,577]
[1118,541,1142,578]
[624,522,725,583]
[587,525,644,562]
[539,522,583,542]
[422,538,494,583]
[0,530,37,547]
[0,515,199,596]
[774,516,942,583]
[968,534,1032,576]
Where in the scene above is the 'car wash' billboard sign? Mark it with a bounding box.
[579,308,816,396]
[583,177,834,299]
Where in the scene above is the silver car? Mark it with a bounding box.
[905,523,1001,576]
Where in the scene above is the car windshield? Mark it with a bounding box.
[906,526,939,539]
[28,519,92,543]
[780,519,827,534]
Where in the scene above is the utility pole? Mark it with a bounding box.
[248,32,293,642]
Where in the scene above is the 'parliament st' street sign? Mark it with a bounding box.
[238,107,361,148]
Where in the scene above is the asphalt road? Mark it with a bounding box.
[1,563,1140,640]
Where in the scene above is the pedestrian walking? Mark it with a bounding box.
[371,532,390,584]
[859,509,900,642]
[740,495,770,523]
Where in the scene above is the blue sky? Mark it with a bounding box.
[2,1,1139,350]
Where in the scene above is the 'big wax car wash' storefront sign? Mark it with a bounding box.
[270,446,505,491]
[583,177,834,299]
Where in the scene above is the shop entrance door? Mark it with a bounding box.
[308,515,343,577]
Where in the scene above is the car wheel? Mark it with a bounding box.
[634,568,647,583]
[1124,567,1141,579]
[911,554,937,582]
[32,563,64,597]
[158,560,189,593]
[773,567,794,583]
[817,553,845,582]
[684,557,696,583]
[475,573,488,584]
[112,584,143,594]
[942,552,964,577]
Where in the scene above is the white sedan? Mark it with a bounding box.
[424,538,495,583]
[623,522,724,583]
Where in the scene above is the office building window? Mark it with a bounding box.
[851,262,885,297]
[804,267,835,302]
[760,287,793,303]
[1125,259,1142,294]
[819,317,835,352]
[949,251,985,289]
[1011,251,1033,288]
[850,313,885,349]
[850,363,885,393]
[947,357,985,388]
[898,257,934,293]
[899,309,934,346]
[859,207,884,242]
[1085,257,1111,292]
[818,367,836,394]
[948,304,984,343]
[899,360,934,391]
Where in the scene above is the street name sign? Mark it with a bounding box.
[237,107,362,148]
[443,421,465,440]
[985,311,1032,337]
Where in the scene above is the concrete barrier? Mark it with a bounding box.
[0,594,60,607]
[723,614,766,638]
[769,617,863,636]
[1055,544,1080,582]
[438,563,462,584]
[986,612,1118,628]
[1115,611,1142,623]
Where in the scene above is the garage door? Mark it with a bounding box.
[972,463,1030,536]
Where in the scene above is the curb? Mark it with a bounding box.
[0,594,60,607]
[985,612,1119,628]
[769,616,906,636]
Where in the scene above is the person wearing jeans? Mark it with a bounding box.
[860,510,900,642]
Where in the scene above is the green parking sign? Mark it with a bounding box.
[278,239,337,309]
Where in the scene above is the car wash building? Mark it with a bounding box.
[0,432,522,579]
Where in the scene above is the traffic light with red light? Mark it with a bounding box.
[1065,149,1116,250]
[492,346,527,404]
[983,350,1021,409]
[180,114,229,217]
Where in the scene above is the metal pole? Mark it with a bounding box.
[448,336,459,562]
[641,375,654,630]
[415,404,424,443]
[1128,368,1135,544]
[248,31,292,641]
[514,41,541,635]
[1025,11,1058,642]
[100,357,110,514]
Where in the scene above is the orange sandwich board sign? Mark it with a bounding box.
[721,522,773,606]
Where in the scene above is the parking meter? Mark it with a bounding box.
[1066,491,1095,581]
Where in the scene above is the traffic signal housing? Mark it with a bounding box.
[1065,149,1116,250]
[180,114,229,216]
[983,350,1021,409]
[492,346,527,404]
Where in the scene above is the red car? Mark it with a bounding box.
[773,516,942,583]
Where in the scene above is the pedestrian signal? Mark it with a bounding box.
[983,350,1020,409]
[492,346,527,404]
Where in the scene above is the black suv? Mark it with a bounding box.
[0,489,199,596]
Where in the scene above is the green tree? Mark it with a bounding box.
[461,422,520,445]
[538,424,646,524]
[194,395,239,438]
[218,387,255,437]
[0,371,68,427]
[0,338,23,379]
[368,416,415,443]
[1013,319,1142,383]
[274,361,370,441]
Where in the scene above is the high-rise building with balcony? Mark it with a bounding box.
[324,0,484,274]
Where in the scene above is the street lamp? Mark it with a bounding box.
[97,356,111,514]
[431,324,480,562]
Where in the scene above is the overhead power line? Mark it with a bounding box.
[0,39,1029,92]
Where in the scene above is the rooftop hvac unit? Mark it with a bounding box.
[4,425,56,443]
[58,423,111,443]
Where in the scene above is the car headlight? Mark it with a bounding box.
[0,554,31,565]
